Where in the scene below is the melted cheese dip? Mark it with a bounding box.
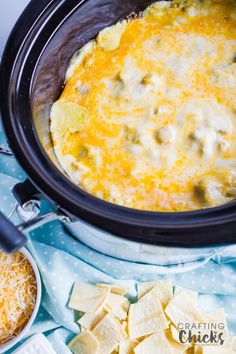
[50,0,236,211]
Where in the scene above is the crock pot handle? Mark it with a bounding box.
[0,146,13,157]
[13,179,41,207]
[0,210,26,253]
[12,178,71,228]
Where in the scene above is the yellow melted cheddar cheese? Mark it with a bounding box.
[50,0,236,211]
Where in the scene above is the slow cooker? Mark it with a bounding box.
[1,0,236,258]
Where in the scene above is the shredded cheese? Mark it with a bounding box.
[0,251,37,345]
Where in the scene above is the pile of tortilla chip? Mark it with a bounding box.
[67,280,236,354]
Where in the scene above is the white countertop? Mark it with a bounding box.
[0,0,30,57]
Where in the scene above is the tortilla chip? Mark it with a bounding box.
[137,280,173,301]
[139,282,173,309]
[174,286,198,302]
[92,314,127,354]
[165,327,190,353]
[51,101,90,139]
[97,283,129,296]
[69,282,110,312]
[128,295,168,339]
[105,293,130,320]
[68,331,99,354]
[97,22,127,51]
[134,332,173,354]
[165,291,205,330]
[78,308,106,330]
[119,338,138,354]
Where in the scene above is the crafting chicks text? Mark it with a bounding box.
[177,322,225,345]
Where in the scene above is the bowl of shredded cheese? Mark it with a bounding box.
[0,248,41,353]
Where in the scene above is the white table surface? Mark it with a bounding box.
[0,0,30,57]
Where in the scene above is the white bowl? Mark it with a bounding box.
[0,247,42,354]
